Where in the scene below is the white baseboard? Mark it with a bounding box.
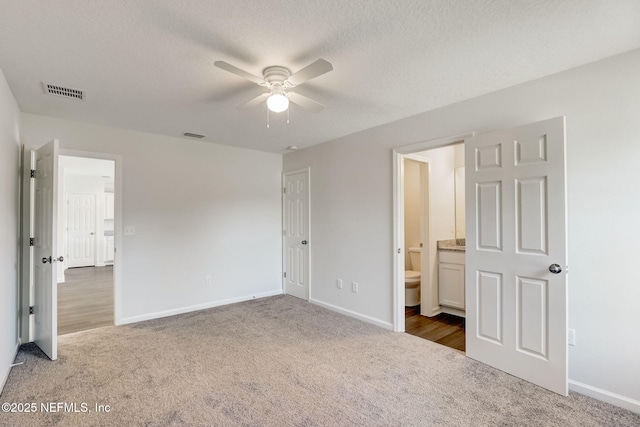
[118,289,283,326]
[441,306,466,318]
[309,298,393,330]
[569,380,640,414]
[0,342,20,396]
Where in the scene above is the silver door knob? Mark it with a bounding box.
[549,264,562,274]
[301,240,308,245]
[42,256,51,264]
[56,256,64,262]
[90,232,95,235]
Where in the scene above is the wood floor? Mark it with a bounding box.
[57,266,114,335]
[405,305,466,352]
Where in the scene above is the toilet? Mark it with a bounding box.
[405,247,421,307]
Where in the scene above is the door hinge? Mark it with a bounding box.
[29,238,34,246]
[283,187,286,194]
[283,272,286,278]
[29,306,34,315]
[30,169,36,178]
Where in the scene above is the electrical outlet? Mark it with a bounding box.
[336,279,343,289]
[205,275,212,286]
[124,226,136,236]
[568,329,576,346]
[352,282,358,293]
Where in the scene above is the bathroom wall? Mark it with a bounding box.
[454,144,465,238]
[403,159,421,270]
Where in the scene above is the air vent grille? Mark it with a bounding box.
[42,82,85,100]
[183,132,206,139]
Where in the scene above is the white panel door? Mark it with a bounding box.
[67,193,96,268]
[465,117,567,395]
[283,170,310,300]
[33,140,59,361]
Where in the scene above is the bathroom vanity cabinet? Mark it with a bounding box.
[438,250,465,309]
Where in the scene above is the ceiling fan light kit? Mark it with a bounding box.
[214,59,333,117]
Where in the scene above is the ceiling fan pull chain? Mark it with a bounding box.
[287,107,290,124]
[266,107,270,129]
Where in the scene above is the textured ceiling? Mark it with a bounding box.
[1,1,639,153]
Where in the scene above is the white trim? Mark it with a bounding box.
[119,290,283,325]
[569,380,640,414]
[392,152,405,331]
[59,149,124,325]
[282,167,311,301]
[310,298,393,330]
[1,342,20,394]
[392,133,474,332]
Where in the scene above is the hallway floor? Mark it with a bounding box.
[405,305,465,352]
[58,266,113,335]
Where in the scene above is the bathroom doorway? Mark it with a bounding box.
[396,138,467,352]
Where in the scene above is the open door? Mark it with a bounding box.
[33,139,59,360]
[465,117,567,395]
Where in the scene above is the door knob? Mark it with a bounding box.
[90,232,95,235]
[549,264,562,274]
[56,256,64,262]
[301,240,308,245]
[42,256,51,264]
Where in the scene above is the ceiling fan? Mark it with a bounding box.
[214,59,333,113]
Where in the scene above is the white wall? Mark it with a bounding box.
[20,114,283,324]
[403,159,421,269]
[284,49,640,408]
[0,67,20,392]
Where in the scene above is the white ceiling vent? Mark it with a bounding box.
[183,132,206,139]
[42,82,85,100]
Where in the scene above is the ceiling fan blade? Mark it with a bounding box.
[287,92,325,112]
[237,93,269,111]
[214,61,264,85]
[287,59,333,86]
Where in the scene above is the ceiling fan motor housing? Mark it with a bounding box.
[263,66,293,87]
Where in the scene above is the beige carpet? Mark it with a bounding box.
[1,295,638,426]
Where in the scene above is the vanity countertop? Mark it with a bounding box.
[437,238,465,252]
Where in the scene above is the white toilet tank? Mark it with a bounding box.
[408,247,421,271]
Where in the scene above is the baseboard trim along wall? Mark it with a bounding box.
[309,298,393,330]
[569,380,640,414]
[1,342,20,395]
[118,290,283,326]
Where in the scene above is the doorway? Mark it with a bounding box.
[400,144,466,352]
[282,168,310,300]
[57,156,115,335]
[394,118,568,395]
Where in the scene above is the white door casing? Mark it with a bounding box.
[465,117,567,395]
[33,139,59,361]
[66,193,96,268]
[283,169,310,300]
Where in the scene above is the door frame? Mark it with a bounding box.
[19,148,124,344]
[282,167,311,301]
[392,133,473,332]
